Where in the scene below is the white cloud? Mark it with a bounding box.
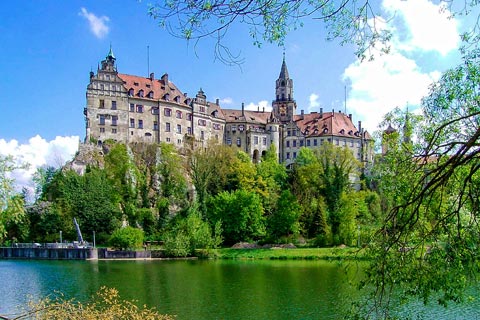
[79,7,110,39]
[0,135,79,194]
[244,100,271,112]
[308,93,320,113]
[218,97,234,105]
[382,0,459,55]
[342,0,460,133]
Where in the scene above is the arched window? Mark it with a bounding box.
[128,88,134,96]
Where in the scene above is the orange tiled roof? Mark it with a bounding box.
[118,73,191,106]
[294,111,372,140]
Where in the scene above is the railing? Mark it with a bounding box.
[10,242,92,249]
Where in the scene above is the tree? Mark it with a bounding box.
[267,189,301,241]
[148,0,392,63]
[208,189,265,245]
[359,53,480,317]
[0,155,26,244]
[109,226,145,250]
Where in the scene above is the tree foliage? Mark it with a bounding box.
[109,226,145,250]
[0,155,26,244]
[148,0,392,63]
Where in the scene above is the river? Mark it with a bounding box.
[0,259,478,319]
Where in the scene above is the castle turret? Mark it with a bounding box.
[272,53,297,122]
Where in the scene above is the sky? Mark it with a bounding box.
[0,0,473,192]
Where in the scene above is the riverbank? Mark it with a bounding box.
[213,246,365,260]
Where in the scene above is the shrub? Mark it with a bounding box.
[109,226,144,250]
[22,286,173,319]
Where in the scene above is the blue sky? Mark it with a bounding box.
[0,0,472,190]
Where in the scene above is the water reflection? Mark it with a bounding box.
[0,259,478,319]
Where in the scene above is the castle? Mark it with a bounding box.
[84,48,373,167]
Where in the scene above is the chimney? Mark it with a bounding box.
[257,105,259,112]
[320,108,323,118]
[300,110,304,120]
[358,121,362,132]
[263,107,265,113]
[348,114,352,121]
[161,73,168,84]
[184,92,188,97]
[150,72,154,81]
[216,98,219,105]
[242,103,245,116]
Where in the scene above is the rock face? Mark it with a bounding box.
[65,143,105,175]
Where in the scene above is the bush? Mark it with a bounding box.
[22,286,173,319]
[108,226,144,250]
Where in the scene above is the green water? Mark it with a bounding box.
[0,259,478,319]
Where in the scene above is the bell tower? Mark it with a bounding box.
[272,53,296,122]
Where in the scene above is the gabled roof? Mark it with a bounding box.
[294,111,372,140]
[208,102,226,120]
[222,109,272,125]
[118,73,190,106]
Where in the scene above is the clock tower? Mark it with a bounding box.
[272,53,296,123]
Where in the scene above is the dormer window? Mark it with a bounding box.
[348,130,353,135]
[323,128,328,133]
[138,89,144,98]
[134,82,139,86]
[175,96,181,103]
[128,88,134,96]
[164,93,170,101]
[340,129,345,134]
[148,91,154,99]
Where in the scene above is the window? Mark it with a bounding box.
[187,113,192,121]
[232,125,237,132]
[130,103,135,112]
[166,137,171,142]
[111,128,117,134]
[254,136,259,145]
[314,139,318,146]
[100,84,104,90]
[293,152,297,159]
[293,140,297,147]
[111,101,117,110]
[111,115,118,126]
[213,123,221,130]
[335,139,339,145]
[239,125,244,131]
[99,115,105,125]
[176,110,183,119]
[286,152,290,159]
[263,137,267,145]
[100,127,105,133]
[130,118,135,128]
[187,127,192,135]
[153,121,159,131]
[139,90,144,97]
[152,107,159,115]
[300,140,304,147]
[148,91,154,98]
[286,141,290,147]
[128,88,134,96]
[237,137,241,146]
[199,106,205,112]
[350,140,354,147]
[177,124,182,134]
[138,120,143,129]
[99,99,105,108]
[200,131,205,140]
[177,139,182,144]
[307,140,311,146]
[227,138,232,145]
[165,122,171,132]
[164,108,172,117]
[198,119,206,126]
[287,130,291,136]
[137,105,143,113]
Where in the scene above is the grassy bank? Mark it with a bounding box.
[213,247,365,260]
